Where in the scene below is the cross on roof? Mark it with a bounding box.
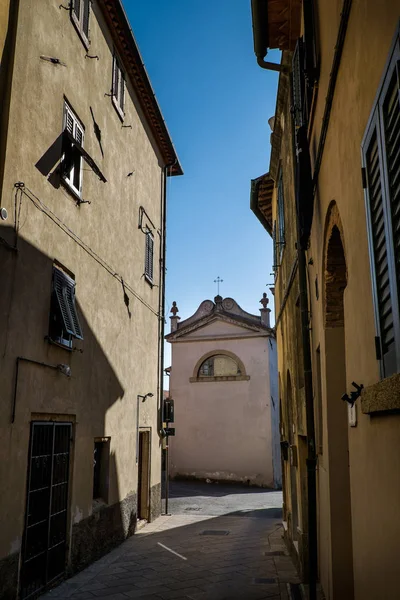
[214,276,223,295]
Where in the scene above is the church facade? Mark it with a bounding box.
[165,295,281,488]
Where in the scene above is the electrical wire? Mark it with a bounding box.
[16,183,159,317]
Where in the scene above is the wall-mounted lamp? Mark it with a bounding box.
[341,381,363,407]
[136,392,154,463]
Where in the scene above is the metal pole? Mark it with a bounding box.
[165,436,169,514]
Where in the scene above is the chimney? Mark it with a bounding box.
[170,301,180,332]
[259,292,271,327]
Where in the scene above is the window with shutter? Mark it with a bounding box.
[62,102,85,197]
[49,266,83,349]
[112,54,125,119]
[71,0,90,48]
[292,39,305,129]
[362,32,400,378]
[277,170,285,258]
[272,221,278,274]
[145,231,154,283]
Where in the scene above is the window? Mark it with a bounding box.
[93,438,110,503]
[272,221,278,274]
[199,355,241,378]
[112,54,125,119]
[49,264,83,349]
[277,170,285,258]
[62,103,84,197]
[362,30,400,378]
[144,230,154,283]
[71,0,90,48]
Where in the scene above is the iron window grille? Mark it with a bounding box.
[144,230,154,284]
[49,265,83,349]
[112,54,125,119]
[362,28,400,378]
[71,0,90,49]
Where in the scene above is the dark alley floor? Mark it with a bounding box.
[43,481,300,600]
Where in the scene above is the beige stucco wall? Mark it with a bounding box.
[169,320,275,487]
[0,0,164,568]
[307,3,400,599]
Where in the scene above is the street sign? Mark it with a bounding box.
[165,427,175,436]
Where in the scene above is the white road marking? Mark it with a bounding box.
[157,542,187,561]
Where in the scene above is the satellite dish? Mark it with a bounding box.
[0,207,8,221]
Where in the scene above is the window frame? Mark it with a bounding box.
[361,25,400,378]
[62,102,85,198]
[70,0,90,50]
[112,53,125,120]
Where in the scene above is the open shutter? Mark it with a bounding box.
[120,71,125,113]
[364,126,396,377]
[382,63,400,297]
[277,171,285,255]
[292,39,305,129]
[73,0,81,20]
[272,221,277,273]
[53,268,83,340]
[145,232,154,281]
[82,0,90,39]
[113,56,120,100]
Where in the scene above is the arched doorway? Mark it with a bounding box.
[323,208,354,598]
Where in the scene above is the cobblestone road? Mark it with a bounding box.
[43,483,300,600]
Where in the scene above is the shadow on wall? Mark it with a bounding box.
[0,225,141,597]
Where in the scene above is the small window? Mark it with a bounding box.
[49,265,83,349]
[62,103,84,197]
[144,230,154,284]
[112,54,125,119]
[199,355,241,377]
[93,438,110,503]
[71,0,90,48]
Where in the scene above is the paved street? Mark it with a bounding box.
[44,481,300,600]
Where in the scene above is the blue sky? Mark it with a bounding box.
[125,1,280,377]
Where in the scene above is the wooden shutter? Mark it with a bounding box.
[113,57,120,99]
[145,232,154,281]
[278,171,285,254]
[292,39,305,129]
[120,71,125,112]
[73,0,81,20]
[272,221,277,272]
[82,0,90,39]
[364,127,396,377]
[382,64,400,296]
[53,268,83,339]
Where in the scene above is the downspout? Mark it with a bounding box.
[251,0,287,73]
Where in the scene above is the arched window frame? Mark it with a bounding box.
[189,350,250,383]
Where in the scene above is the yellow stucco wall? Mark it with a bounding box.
[0,0,164,571]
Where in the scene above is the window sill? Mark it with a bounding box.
[46,336,73,352]
[112,95,125,122]
[189,375,250,383]
[361,372,400,414]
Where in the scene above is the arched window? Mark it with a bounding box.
[190,351,249,382]
[198,355,241,377]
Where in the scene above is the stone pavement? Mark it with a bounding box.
[43,511,300,600]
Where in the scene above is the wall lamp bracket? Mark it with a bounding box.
[341,381,363,407]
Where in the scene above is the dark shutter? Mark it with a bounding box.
[272,221,277,272]
[292,39,305,129]
[364,129,396,376]
[82,0,90,39]
[120,71,125,113]
[113,56,119,98]
[53,268,83,340]
[382,64,400,296]
[277,171,285,254]
[145,232,154,281]
[73,0,81,20]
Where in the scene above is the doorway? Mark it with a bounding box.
[20,422,72,599]
[137,430,151,521]
[324,223,354,597]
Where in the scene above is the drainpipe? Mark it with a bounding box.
[251,0,288,73]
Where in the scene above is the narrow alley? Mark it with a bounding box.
[42,482,299,600]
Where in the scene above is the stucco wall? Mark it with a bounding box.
[306,4,400,599]
[169,320,275,487]
[0,0,164,589]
